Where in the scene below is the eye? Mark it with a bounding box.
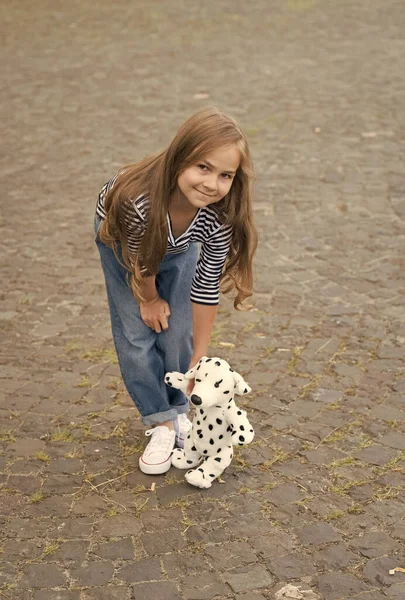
[221,173,233,179]
[198,164,209,171]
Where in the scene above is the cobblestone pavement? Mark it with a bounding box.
[1,1,405,599]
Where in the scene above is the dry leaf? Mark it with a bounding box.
[389,567,405,575]
[218,342,235,348]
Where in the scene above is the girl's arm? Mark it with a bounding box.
[139,276,171,333]
[191,303,218,362]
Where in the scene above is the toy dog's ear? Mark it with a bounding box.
[233,371,251,395]
[184,357,207,380]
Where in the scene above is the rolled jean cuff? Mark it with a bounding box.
[142,405,189,426]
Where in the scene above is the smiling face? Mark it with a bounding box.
[175,144,241,210]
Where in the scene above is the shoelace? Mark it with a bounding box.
[144,427,175,456]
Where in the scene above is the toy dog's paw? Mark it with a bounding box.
[171,448,189,469]
[185,468,213,489]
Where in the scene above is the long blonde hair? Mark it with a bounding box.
[100,107,257,309]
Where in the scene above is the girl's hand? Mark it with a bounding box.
[140,297,171,333]
[186,354,205,395]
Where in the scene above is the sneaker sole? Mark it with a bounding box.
[139,455,172,475]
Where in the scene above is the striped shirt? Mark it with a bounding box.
[96,177,233,305]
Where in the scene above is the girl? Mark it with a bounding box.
[94,107,257,475]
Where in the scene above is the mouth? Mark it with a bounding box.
[196,188,216,198]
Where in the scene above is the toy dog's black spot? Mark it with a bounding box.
[167,381,173,387]
[177,378,182,381]
[217,448,222,453]
[198,468,204,472]
[187,460,193,464]
[203,416,207,421]
[231,430,236,436]
[239,435,245,442]
[244,387,248,393]
[229,368,234,372]
[214,457,221,462]
[208,424,213,431]
[219,434,223,439]
[216,418,223,425]
[214,379,223,388]
[240,425,245,431]
[203,449,208,454]
[209,439,214,445]
[215,361,221,366]
[197,429,202,435]
[197,364,200,370]
[200,409,204,415]
[206,358,212,362]
[196,378,201,382]
[237,410,242,415]
[197,420,200,425]
[209,473,215,477]
[223,390,230,394]
[191,446,197,452]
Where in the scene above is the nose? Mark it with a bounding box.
[190,394,202,406]
[202,176,217,192]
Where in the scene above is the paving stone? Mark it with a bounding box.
[379,432,405,451]
[248,531,295,558]
[96,515,143,537]
[205,541,258,570]
[118,557,162,582]
[162,552,213,577]
[227,514,275,538]
[364,556,405,586]
[8,438,46,457]
[7,475,42,494]
[18,563,67,588]
[141,529,186,554]
[268,553,316,580]
[5,517,50,539]
[48,517,94,538]
[312,543,358,569]
[70,561,115,586]
[33,592,80,600]
[140,507,183,530]
[133,581,181,600]
[81,587,132,600]
[180,572,229,599]
[265,483,306,506]
[349,531,401,558]
[224,564,273,593]
[52,540,89,561]
[296,522,342,546]
[390,522,405,540]
[317,572,370,599]
[93,537,134,560]
[385,584,405,599]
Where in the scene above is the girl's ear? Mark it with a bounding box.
[184,357,207,380]
[233,371,251,395]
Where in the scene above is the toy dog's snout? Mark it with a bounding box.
[190,394,202,406]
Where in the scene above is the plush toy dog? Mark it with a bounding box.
[165,356,254,488]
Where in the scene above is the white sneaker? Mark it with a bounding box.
[174,413,192,449]
[139,426,176,475]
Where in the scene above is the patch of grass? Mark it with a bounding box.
[373,486,405,501]
[106,506,120,517]
[181,517,196,533]
[264,345,275,358]
[64,447,84,459]
[328,456,357,469]
[287,347,303,375]
[77,375,91,388]
[326,510,345,520]
[347,504,365,515]
[168,498,193,509]
[119,439,145,457]
[165,475,180,485]
[41,542,60,557]
[35,451,50,463]
[0,431,16,443]
[49,427,75,442]
[31,490,45,503]
[258,448,289,470]
[300,375,322,398]
[133,498,149,517]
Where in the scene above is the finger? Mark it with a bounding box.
[186,379,195,395]
[165,305,171,317]
[160,314,169,331]
[154,319,162,334]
